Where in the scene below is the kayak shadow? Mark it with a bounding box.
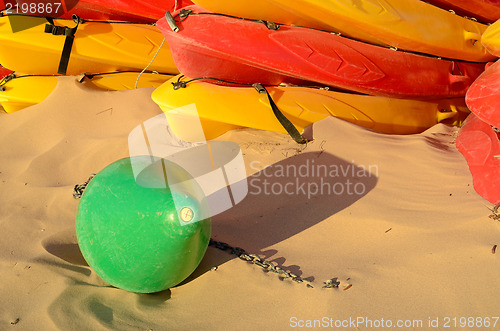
[180,150,378,285]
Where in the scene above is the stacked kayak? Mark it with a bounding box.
[466,60,500,128]
[426,0,500,23]
[189,0,493,62]
[151,4,488,141]
[155,7,484,98]
[0,0,193,22]
[152,75,470,141]
[456,114,500,205]
[423,0,500,24]
[0,72,173,113]
[482,19,500,57]
[0,65,12,79]
[0,0,184,113]
[0,15,178,75]
[461,40,500,204]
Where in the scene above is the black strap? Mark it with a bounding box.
[253,83,308,144]
[44,16,81,75]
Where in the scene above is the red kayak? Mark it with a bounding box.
[424,0,500,23]
[466,60,500,128]
[456,113,500,205]
[0,0,193,22]
[0,65,13,80]
[156,6,485,98]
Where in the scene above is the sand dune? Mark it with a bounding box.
[1,77,499,330]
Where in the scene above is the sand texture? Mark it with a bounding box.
[1,77,499,330]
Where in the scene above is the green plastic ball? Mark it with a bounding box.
[76,156,211,293]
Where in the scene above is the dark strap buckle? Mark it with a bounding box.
[258,20,279,30]
[172,81,187,90]
[179,9,192,18]
[252,83,266,94]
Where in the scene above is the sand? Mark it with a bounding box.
[1,76,499,330]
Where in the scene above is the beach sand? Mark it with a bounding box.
[1,77,499,330]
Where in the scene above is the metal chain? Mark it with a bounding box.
[209,239,315,288]
[72,174,95,199]
[489,202,500,221]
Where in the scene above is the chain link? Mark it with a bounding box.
[73,174,95,199]
[489,202,500,221]
[209,239,314,288]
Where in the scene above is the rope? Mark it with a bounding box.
[0,73,59,87]
[171,75,361,95]
[135,38,166,89]
[171,75,282,89]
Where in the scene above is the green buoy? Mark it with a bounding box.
[76,156,211,293]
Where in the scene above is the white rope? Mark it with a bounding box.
[135,37,166,89]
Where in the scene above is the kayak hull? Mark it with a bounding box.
[151,75,470,141]
[481,19,500,57]
[456,113,500,204]
[0,72,173,113]
[0,15,178,75]
[156,6,485,98]
[62,0,193,22]
[0,0,193,22]
[466,60,500,128]
[423,0,500,23]
[190,0,493,61]
[0,66,13,80]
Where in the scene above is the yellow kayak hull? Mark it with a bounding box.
[151,76,470,141]
[80,72,174,91]
[481,19,500,57]
[0,72,173,113]
[0,75,57,113]
[191,0,493,62]
[0,16,178,75]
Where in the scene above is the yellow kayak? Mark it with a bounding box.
[481,19,500,57]
[0,75,57,113]
[0,15,178,75]
[191,0,493,62]
[0,72,173,113]
[79,72,174,90]
[151,76,470,141]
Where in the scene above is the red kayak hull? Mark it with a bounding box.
[156,6,485,98]
[0,0,193,22]
[466,60,500,128]
[456,113,500,204]
[0,65,13,80]
[424,0,500,23]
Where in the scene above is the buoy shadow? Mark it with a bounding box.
[182,150,378,284]
[42,228,88,266]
